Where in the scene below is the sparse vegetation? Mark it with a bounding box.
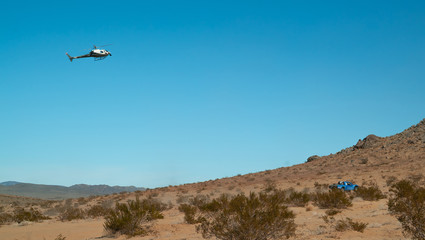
[386,176,398,186]
[194,190,296,240]
[355,184,386,201]
[348,218,368,233]
[312,188,352,209]
[86,204,111,218]
[178,204,199,224]
[0,212,13,225]
[388,179,425,240]
[284,190,310,207]
[13,207,50,223]
[322,215,367,233]
[314,182,328,192]
[77,197,88,205]
[178,195,210,224]
[58,207,85,221]
[335,218,368,232]
[103,197,164,237]
[55,234,66,240]
[325,209,341,216]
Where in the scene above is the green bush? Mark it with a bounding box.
[355,185,386,201]
[58,207,85,221]
[195,191,296,240]
[325,209,341,216]
[103,197,164,237]
[0,212,13,225]
[335,218,368,232]
[334,218,350,232]
[386,176,398,186]
[348,218,368,233]
[86,204,111,218]
[388,180,425,240]
[54,234,66,240]
[285,191,310,207]
[178,203,199,224]
[312,189,352,209]
[13,207,50,223]
[324,216,367,233]
[178,195,210,224]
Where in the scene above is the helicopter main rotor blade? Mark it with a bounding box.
[97,44,112,48]
[81,44,112,51]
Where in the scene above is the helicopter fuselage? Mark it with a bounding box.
[66,48,112,62]
[89,49,111,57]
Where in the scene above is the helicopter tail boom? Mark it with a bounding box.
[65,53,74,62]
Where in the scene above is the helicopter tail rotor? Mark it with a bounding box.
[65,53,74,62]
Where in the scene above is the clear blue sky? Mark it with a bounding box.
[1,1,424,188]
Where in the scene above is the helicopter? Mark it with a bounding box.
[66,44,112,62]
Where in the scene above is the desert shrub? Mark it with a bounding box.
[335,218,367,232]
[143,198,169,212]
[86,204,111,218]
[178,195,210,224]
[100,199,114,209]
[408,174,424,183]
[77,197,88,205]
[325,209,341,216]
[355,185,386,201]
[388,180,425,240]
[386,176,398,186]
[312,189,352,209]
[55,234,66,240]
[195,191,296,240]
[285,191,310,207]
[324,216,367,233]
[39,200,56,209]
[0,213,13,225]
[103,197,164,237]
[12,207,50,223]
[176,195,190,204]
[264,181,277,193]
[178,204,199,224]
[59,207,85,221]
[189,194,210,207]
[348,219,368,232]
[334,218,350,232]
[64,199,73,207]
[148,192,159,198]
[314,182,328,192]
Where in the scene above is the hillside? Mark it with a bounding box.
[0,182,146,200]
[0,118,424,240]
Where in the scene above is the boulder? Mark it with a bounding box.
[354,134,381,149]
[307,155,320,163]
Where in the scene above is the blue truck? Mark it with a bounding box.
[329,181,359,191]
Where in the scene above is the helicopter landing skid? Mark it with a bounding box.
[95,56,107,61]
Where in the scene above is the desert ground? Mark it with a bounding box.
[1,119,424,240]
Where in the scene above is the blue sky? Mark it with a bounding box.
[1,1,424,188]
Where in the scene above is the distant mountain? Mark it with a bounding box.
[0,181,22,186]
[0,182,146,200]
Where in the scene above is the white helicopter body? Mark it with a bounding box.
[66,45,112,62]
